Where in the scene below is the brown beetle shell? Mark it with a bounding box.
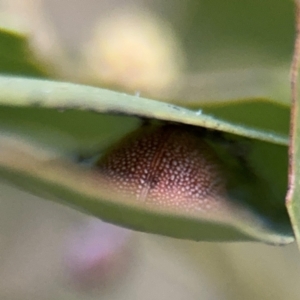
[96,124,235,218]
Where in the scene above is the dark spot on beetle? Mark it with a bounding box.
[149,175,160,189]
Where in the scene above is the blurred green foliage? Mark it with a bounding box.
[168,0,294,70]
[0,29,48,77]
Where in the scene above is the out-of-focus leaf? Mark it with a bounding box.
[0,27,48,77]
[176,0,294,71]
[161,68,290,107]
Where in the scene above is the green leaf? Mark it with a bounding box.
[0,76,293,244]
[0,27,48,77]
[0,76,288,146]
[197,99,290,138]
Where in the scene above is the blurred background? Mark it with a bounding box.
[0,0,300,299]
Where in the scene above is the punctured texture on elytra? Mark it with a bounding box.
[96,124,236,220]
